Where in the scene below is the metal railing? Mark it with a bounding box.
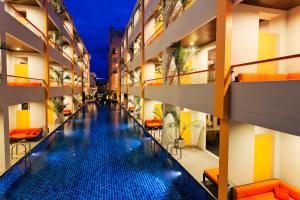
[5,1,46,42]
[6,74,47,87]
[145,25,164,46]
[231,53,300,82]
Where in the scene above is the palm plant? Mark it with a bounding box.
[51,97,67,124]
[168,42,198,84]
[50,67,63,86]
[128,97,142,120]
[73,96,79,109]
[128,71,135,84]
[164,106,181,138]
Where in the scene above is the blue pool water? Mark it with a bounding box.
[0,103,213,200]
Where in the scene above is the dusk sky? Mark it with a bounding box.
[64,0,136,79]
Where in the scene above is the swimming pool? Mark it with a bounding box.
[0,103,214,200]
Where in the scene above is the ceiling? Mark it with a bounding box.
[242,0,300,10]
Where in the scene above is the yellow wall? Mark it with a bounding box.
[16,110,30,129]
[47,101,55,124]
[254,133,273,182]
[153,104,163,119]
[258,32,278,73]
[15,64,28,82]
[180,111,191,145]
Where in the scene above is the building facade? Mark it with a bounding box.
[108,27,124,101]
[119,0,300,199]
[0,0,90,175]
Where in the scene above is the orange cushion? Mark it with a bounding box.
[275,186,289,195]
[8,82,42,87]
[286,73,300,80]
[275,191,290,200]
[204,168,219,185]
[145,122,162,128]
[280,182,300,200]
[233,179,281,199]
[237,73,287,82]
[239,192,277,200]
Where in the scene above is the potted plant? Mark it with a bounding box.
[50,67,63,86]
[164,106,185,148]
[51,97,67,124]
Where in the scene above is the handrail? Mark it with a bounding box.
[166,68,216,79]
[6,74,48,87]
[49,39,73,62]
[145,25,163,46]
[231,53,300,69]
[63,22,73,40]
[143,68,216,85]
[5,1,46,41]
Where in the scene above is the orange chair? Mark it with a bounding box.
[147,83,163,86]
[145,119,163,129]
[9,128,43,141]
[233,179,300,200]
[63,109,72,116]
[128,107,134,112]
[203,168,219,186]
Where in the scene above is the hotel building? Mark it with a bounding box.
[119,0,300,199]
[0,0,90,175]
[108,27,124,101]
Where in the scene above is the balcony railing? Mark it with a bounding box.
[166,68,216,85]
[49,40,73,62]
[145,25,164,46]
[4,1,46,42]
[6,75,47,87]
[231,53,300,83]
[143,77,163,86]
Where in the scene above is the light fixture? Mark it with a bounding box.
[189,41,194,46]
[16,47,21,51]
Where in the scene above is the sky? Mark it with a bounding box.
[64,0,136,80]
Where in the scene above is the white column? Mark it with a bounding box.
[0,104,11,174]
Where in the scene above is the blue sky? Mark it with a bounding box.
[64,0,136,79]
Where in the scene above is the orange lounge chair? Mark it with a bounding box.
[145,119,163,129]
[203,168,219,186]
[9,128,43,141]
[63,109,72,116]
[8,82,42,87]
[233,179,300,200]
[237,73,287,82]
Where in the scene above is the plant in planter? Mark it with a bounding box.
[128,97,142,120]
[128,71,135,84]
[50,67,63,86]
[164,106,184,148]
[167,42,198,85]
[51,97,67,124]
[73,96,79,110]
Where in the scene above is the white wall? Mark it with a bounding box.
[287,5,300,73]
[145,17,155,42]
[6,52,45,80]
[8,104,18,130]
[144,99,161,120]
[30,101,46,129]
[278,133,300,188]
[190,110,206,149]
[190,42,215,84]
[144,62,156,81]
[231,7,259,76]
[228,121,255,185]
[64,95,73,112]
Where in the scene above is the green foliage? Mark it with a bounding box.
[50,67,63,85]
[128,97,142,119]
[51,97,67,123]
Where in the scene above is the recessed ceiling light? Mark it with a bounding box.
[189,42,194,46]
[16,47,21,51]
